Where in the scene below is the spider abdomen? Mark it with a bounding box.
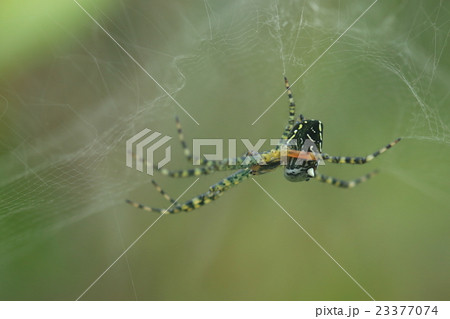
[284,119,322,182]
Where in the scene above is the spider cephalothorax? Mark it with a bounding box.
[126,77,400,214]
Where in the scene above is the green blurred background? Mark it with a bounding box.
[0,0,449,300]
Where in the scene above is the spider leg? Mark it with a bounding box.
[314,170,378,188]
[158,164,246,178]
[299,114,305,122]
[208,168,252,193]
[126,169,252,214]
[125,198,167,214]
[125,179,177,213]
[133,155,248,177]
[128,116,195,165]
[175,115,195,162]
[284,76,297,129]
[153,150,284,178]
[150,179,176,203]
[321,138,401,164]
[175,115,216,166]
[279,77,300,142]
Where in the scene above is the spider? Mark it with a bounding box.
[126,77,400,214]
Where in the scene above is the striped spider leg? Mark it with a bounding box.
[126,169,253,214]
[314,138,401,188]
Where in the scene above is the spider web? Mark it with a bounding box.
[0,0,449,300]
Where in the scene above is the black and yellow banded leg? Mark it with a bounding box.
[150,179,176,203]
[279,77,302,142]
[158,163,251,178]
[176,115,215,166]
[125,188,213,214]
[208,168,252,193]
[125,179,177,213]
[321,138,401,164]
[125,199,168,214]
[168,169,252,213]
[154,150,277,178]
[158,167,216,178]
[175,115,195,163]
[125,169,252,214]
[314,170,378,188]
[284,76,297,130]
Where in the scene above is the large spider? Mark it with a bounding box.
[126,77,400,214]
